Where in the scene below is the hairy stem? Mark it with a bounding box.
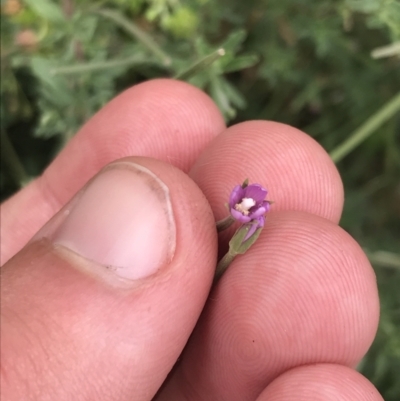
[175,48,225,80]
[330,92,400,163]
[214,252,236,282]
[216,215,235,232]
[51,55,150,75]
[95,8,171,66]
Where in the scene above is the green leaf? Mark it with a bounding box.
[209,76,236,120]
[223,54,259,73]
[22,0,65,23]
[175,48,225,80]
[30,57,73,106]
[345,0,380,13]
[219,77,247,109]
[72,15,98,43]
[221,29,247,53]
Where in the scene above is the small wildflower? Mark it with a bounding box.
[229,183,270,223]
[215,179,272,281]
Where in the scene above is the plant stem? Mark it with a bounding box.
[216,215,235,232]
[330,92,400,163]
[51,55,150,75]
[1,129,30,187]
[371,41,400,59]
[365,249,400,271]
[175,48,225,80]
[214,252,236,282]
[95,8,171,66]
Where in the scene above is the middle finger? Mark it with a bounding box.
[155,121,378,401]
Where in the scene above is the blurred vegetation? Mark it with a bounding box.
[1,0,400,398]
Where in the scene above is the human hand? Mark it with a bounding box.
[1,79,382,401]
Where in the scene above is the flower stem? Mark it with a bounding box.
[364,249,400,271]
[371,41,400,59]
[51,55,150,75]
[216,215,235,232]
[330,92,400,163]
[174,48,225,80]
[95,8,171,66]
[214,252,236,281]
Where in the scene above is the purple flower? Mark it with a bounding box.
[229,183,270,224]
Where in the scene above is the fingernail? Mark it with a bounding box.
[36,162,176,281]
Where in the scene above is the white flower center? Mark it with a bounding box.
[235,197,256,215]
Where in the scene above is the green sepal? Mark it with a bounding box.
[215,221,264,282]
[228,224,251,253]
[228,222,264,255]
[236,227,263,254]
[241,178,249,188]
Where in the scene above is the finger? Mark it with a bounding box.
[1,158,217,401]
[156,212,379,401]
[1,79,225,263]
[190,120,344,226]
[256,364,384,401]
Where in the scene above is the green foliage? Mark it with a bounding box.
[162,6,199,38]
[1,0,400,399]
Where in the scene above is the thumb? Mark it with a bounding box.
[1,158,217,401]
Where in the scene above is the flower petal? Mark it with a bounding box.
[243,217,265,241]
[256,215,265,227]
[230,207,252,223]
[243,221,259,242]
[249,207,266,218]
[244,184,267,204]
[229,185,245,207]
[249,201,270,218]
[261,200,271,212]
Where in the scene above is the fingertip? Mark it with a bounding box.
[166,211,379,401]
[257,364,384,401]
[229,211,380,367]
[190,120,344,224]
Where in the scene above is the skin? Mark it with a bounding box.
[0,79,382,401]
